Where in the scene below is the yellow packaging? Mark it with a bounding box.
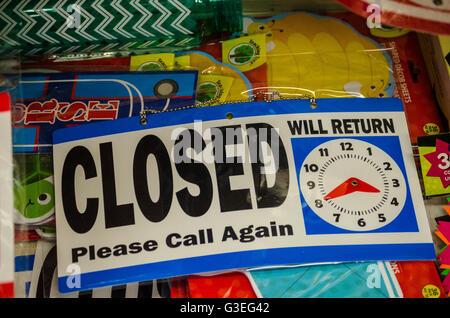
[222,34,267,73]
[197,75,235,105]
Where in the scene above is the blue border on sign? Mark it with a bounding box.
[53,98,405,144]
[58,242,435,294]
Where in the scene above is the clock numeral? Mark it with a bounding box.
[307,181,315,189]
[333,214,340,222]
[378,214,386,222]
[339,142,354,151]
[315,199,323,208]
[367,147,373,156]
[304,164,319,173]
[357,218,366,227]
[391,197,399,206]
[318,148,329,157]
[383,162,392,171]
[437,153,450,170]
[392,179,400,187]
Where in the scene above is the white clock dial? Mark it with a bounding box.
[300,139,407,231]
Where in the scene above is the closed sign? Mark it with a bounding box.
[52,98,435,293]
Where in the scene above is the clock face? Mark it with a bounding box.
[300,138,407,231]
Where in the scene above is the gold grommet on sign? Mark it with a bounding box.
[140,114,148,126]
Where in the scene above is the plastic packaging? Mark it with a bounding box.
[434,204,450,297]
[417,133,450,197]
[418,34,450,129]
[11,70,199,229]
[19,10,444,145]
[188,272,257,298]
[20,51,254,107]
[0,0,243,59]
[336,0,450,36]
[15,240,173,298]
[7,7,448,298]
[49,97,435,293]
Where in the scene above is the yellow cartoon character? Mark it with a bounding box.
[245,13,394,99]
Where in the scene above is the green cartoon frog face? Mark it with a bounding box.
[14,178,55,220]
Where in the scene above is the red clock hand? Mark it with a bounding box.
[324,177,380,201]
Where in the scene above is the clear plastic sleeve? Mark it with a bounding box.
[0,57,18,298]
[0,0,243,60]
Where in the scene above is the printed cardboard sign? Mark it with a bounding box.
[418,133,450,197]
[52,98,435,293]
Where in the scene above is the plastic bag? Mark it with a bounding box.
[17,240,173,298]
[237,11,444,143]
[19,10,443,145]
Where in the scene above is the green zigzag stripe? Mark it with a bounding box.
[0,0,197,48]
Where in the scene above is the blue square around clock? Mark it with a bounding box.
[291,136,419,235]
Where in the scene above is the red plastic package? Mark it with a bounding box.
[188,272,257,298]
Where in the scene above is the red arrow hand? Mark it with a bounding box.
[324,177,380,201]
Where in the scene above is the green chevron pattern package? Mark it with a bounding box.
[0,0,242,57]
